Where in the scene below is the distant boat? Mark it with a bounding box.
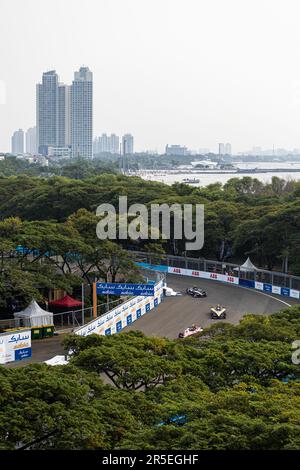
[182,177,200,184]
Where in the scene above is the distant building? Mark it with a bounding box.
[11,129,24,154]
[225,143,232,155]
[93,134,120,154]
[36,70,59,155]
[165,144,188,156]
[252,146,261,156]
[218,143,225,156]
[196,148,210,155]
[36,71,71,155]
[110,134,120,154]
[25,127,37,155]
[48,146,71,158]
[122,134,134,155]
[58,83,71,148]
[71,67,93,159]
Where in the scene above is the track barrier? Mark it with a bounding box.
[74,280,164,337]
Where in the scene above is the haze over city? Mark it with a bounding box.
[1,0,300,153]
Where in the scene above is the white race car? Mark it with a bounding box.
[210,305,227,319]
[178,325,203,338]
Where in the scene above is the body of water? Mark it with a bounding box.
[136,162,300,187]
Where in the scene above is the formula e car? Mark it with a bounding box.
[186,286,207,298]
[210,304,226,319]
[178,324,203,338]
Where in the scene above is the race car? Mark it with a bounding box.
[178,324,203,338]
[186,286,207,298]
[210,304,227,319]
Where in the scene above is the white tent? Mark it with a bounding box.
[233,257,258,272]
[14,300,53,328]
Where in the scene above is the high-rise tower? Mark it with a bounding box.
[36,70,59,155]
[71,67,93,158]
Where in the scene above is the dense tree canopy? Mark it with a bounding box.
[0,173,300,271]
[1,307,300,450]
[0,170,300,312]
[1,158,300,451]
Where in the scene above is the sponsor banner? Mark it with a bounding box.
[290,289,300,299]
[96,282,155,297]
[76,281,164,338]
[263,283,272,293]
[255,282,264,291]
[167,267,239,285]
[272,285,281,295]
[15,348,32,361]
[137,262,300,301]
[239,279,255,289]
[281,287,290,297]
[0,329,32,365]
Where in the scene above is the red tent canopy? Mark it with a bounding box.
[49,295,83,308]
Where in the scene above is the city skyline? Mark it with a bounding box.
[2,1,300,153]
[7,63,300,156]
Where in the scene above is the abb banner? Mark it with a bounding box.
[168,267,239,285]
[168,266,300,299]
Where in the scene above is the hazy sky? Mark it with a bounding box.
[1,0,300,153]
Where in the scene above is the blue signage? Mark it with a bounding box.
[15,348,31,361]
[127,314,132,325]
[281,287,290,297]
[263,283,272,293]
[96,282,155,296]
[239,279,255,289]
[135,262,168,273]
[105,328,111,336]
[116,321,123,332]
[136,309,142,319]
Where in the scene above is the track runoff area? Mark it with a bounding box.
[125,273,300,339]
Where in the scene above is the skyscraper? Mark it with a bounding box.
[71,67,93,158]
[36,71,72,156]
[93,133,120,154]
[25,127,37,154]
[122,134,134,155]
[225,143,232,155]
[11,129,24,154]
[36,70,59,155]
[218,143,225,156]
[110,134,119,154]
[58,84,71,148]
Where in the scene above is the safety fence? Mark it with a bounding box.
[0,297,128,334]
[132,252,300,301]
[75,280,164,337]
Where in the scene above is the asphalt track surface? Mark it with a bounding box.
[125,274,300,339]
[6,274,300,366]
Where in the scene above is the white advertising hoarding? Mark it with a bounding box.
[0,329,32,364]
[75,280,164,338]
[168,267,239,285]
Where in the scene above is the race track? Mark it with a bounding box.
[125,274,299,339]
[7,273,300,366]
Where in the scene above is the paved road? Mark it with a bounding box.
[125,274,299,339]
